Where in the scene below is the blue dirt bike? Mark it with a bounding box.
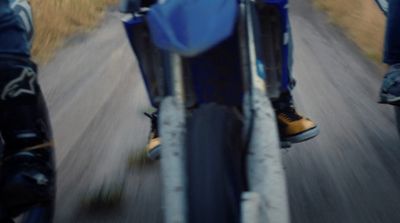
[121,0,291,222]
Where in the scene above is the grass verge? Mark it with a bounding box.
[30,1,386,65]
[313,0,386,63]
[31,0,117,63]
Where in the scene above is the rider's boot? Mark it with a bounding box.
[144,111,161,160]
[274,91,319,144]
[0,61,55,216]
[379,63,400,105]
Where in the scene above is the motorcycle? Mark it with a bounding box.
[120,0,291,222]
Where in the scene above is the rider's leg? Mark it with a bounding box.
[380,0,400,105]
[0,0,55,213]
[383,0,400,65]
[274,4,319,143]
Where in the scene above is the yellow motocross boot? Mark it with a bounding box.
[277,107,319,144]
[144,112,161,160]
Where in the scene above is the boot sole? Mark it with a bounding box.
[380,93,400,106]
[283,126,320,144]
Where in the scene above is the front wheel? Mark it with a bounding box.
[186,104,245,223]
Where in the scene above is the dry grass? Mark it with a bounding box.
[30,0,117,63]
[30,0,385,64]
[313,0,386,63]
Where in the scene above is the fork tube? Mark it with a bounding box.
[240,1,290,223]
[160,52,187,223]
[245,1,268,96]
[169,53,185,102]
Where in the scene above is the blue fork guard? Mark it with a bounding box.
[147,0,238,56]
